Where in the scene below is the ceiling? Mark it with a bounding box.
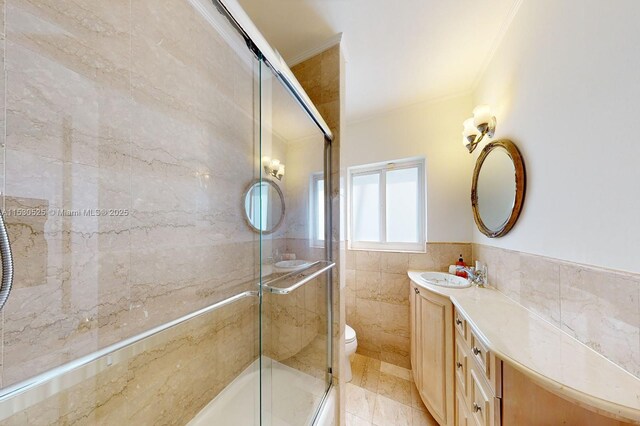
[237,0,521,122]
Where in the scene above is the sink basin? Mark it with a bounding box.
[261,264,273,277]
[419,272,471,289]
[274,259,312,273]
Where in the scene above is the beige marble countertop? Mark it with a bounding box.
[408,271,640,424]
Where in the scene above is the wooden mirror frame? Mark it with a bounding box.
[242,178,286,235]
[471,139,526,238]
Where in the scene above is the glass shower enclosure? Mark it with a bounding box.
[0,0,334,424]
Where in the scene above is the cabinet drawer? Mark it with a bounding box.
[470,329,490,379]
[469,365,500,426]
[454,308,468,342]
[469,328,502,396]
[455,334,468,396]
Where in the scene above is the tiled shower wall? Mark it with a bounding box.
[345,243,472,368]
[473,244,640,378]
[0,298,259,425]
[292,44,345,426]
[1,0,260,394]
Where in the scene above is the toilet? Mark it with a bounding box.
[344,324,358,382]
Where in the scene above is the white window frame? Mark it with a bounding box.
[310,172,325,248]
[348,157,426,252]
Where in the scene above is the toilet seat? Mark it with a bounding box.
[345,325,356,343]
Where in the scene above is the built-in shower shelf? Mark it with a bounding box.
[263,261,335,295]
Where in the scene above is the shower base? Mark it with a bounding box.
[188,357,331,425]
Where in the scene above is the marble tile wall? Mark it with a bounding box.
[292,44,345,425]
[1,0,261,395]
[263,274,327,381]
[472,244,640,378]
[345,243,472,368]
[0,297,259,425]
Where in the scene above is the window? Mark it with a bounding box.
[348,158,425,251]
[310,172,325,247]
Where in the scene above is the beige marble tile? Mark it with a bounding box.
[356,270,381,301]
[350,354,381,393]
[380,362,412,381]
[346,412,373,426]
[372,394,412,426]
[519,253,561,326]
[380,273,410,305]
[353,297,382,338]
[346,269,357,290]
[357,346,382,361]
[408,252,437,271]
[495,247,522,301]
[356,251,381,272]
[410,380,427,411]
[0,299,259,425]
[5,0,131,170]
[380,332,411,369]
[346,383,377,422]
[412,407,438,426]
[379,302,410,338]
[346,249,356,270]
[381,252,409,274]
[560,264,640,377]
[377,372,412,405]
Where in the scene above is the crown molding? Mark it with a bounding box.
[470,0,524,91]
[286,33,347,67]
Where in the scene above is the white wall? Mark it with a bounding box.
[473,0,640,273]
[345,95,475,243]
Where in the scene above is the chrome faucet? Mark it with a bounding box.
[456,265,488,287]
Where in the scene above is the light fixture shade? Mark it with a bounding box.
[462,118,478,137]
[277,164,285,177]
[261,156,271,167]
[473,104,493,127]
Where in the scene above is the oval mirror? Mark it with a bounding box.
[243,179,285,235]
[471,139,526,238]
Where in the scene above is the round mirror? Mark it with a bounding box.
[471,139,525,238]
[243,179,285,234]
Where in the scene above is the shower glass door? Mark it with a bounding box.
[259,63,332,425]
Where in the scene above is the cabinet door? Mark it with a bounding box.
[416,288,454,425]
[456,389,470,426]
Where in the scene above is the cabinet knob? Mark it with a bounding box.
[472,347,481,356]
[455,318,463,326]
[456,362,463,369]
[473,402,482,413]
[414,287,420,294]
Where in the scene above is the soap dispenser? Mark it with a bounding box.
[455,254,468,278]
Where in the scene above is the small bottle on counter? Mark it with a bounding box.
[455,254,468,278]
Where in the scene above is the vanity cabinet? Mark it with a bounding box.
[409,273,640,426]
[410,282,454,425]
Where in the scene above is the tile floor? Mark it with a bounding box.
[345,354,438,426]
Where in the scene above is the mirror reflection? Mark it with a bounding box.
[471,139,526,238]
[476,149,516,231]
[243,179,285,234]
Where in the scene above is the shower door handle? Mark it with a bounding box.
[0,210,14,310]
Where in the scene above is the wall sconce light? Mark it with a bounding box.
[262,156,285,180]
[462,105,497,153]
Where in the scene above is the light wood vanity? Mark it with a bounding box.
[409,274,640,426]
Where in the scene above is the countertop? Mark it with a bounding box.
[408,271,640,424]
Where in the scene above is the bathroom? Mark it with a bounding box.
[0,0,637,425]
